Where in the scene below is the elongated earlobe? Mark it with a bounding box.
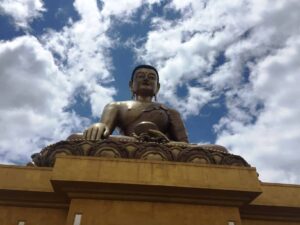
[129,81,135,99]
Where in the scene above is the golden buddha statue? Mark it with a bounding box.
[33,66,242,167]
[81,65,188,143]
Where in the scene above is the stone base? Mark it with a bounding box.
[29,137,250,167]
[1,156,300,225]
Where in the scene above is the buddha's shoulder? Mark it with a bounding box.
[145,102,179,114]
[156,103,181,115]
[105,100,135,108]
[105,101,179,113]
[152,102,177,111]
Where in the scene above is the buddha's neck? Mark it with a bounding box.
[135,95,153,102]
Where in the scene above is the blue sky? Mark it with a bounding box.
[1,0,300,184]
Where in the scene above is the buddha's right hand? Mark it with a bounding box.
[83,123,110,140]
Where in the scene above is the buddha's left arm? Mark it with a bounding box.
[168,109,189,143]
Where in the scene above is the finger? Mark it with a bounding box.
[83,130,88,139]
[148,129,160,136]
[96,127,103,140]
[86,128,93,140]
[103,127,110,138]
[91,127,99,140]
[149,129,169,141]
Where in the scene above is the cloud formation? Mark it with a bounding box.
[42,0,116,117]
[0,0,45,29]
[216,35,300,183]
[0,0,158,163]
[134,0,300,183]
[42,0,164,117]
[0,36,86,163]
[0,0,299,184]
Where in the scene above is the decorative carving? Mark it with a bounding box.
[177,147,216,164]
[29,137,250,168]
[133,142,174,161]
[88,140,129,158]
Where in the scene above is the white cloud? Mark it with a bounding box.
[101,0,160,18]
[0,0,45,29]
[0,36,87,164]
[133,0,300,183]
[101,0,143,17]
[42,0,116,117]
[1,0,300,184]
[213,1,300,184]
[134,0,262,116]
[41,0,163,117]
[216,36,300,184]
[0,0,161,165]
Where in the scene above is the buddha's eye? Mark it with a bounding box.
[148,73,156,80]
[136,72,145,79]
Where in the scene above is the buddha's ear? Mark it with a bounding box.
[129,81,135,95]
[156,82,160,93]
[129,81,135,99]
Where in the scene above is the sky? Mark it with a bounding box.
[0,0,300,184]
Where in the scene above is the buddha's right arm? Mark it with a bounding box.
[84,102,119,140]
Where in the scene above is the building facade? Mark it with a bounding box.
[1,155,300,225]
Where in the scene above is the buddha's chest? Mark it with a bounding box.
[118,103,170,134]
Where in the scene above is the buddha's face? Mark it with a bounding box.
[130,68,160,97]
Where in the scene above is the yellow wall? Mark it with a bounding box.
[243,219,300,225]
[0,206,67,225]
[252,182,300,207]
[0,156,300,225]
[0,165,53,192]
[66,199,241,225]
[52,156,261,192]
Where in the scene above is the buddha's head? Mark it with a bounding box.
[129,65,160,98]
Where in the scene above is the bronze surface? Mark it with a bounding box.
[83,65,188,142]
